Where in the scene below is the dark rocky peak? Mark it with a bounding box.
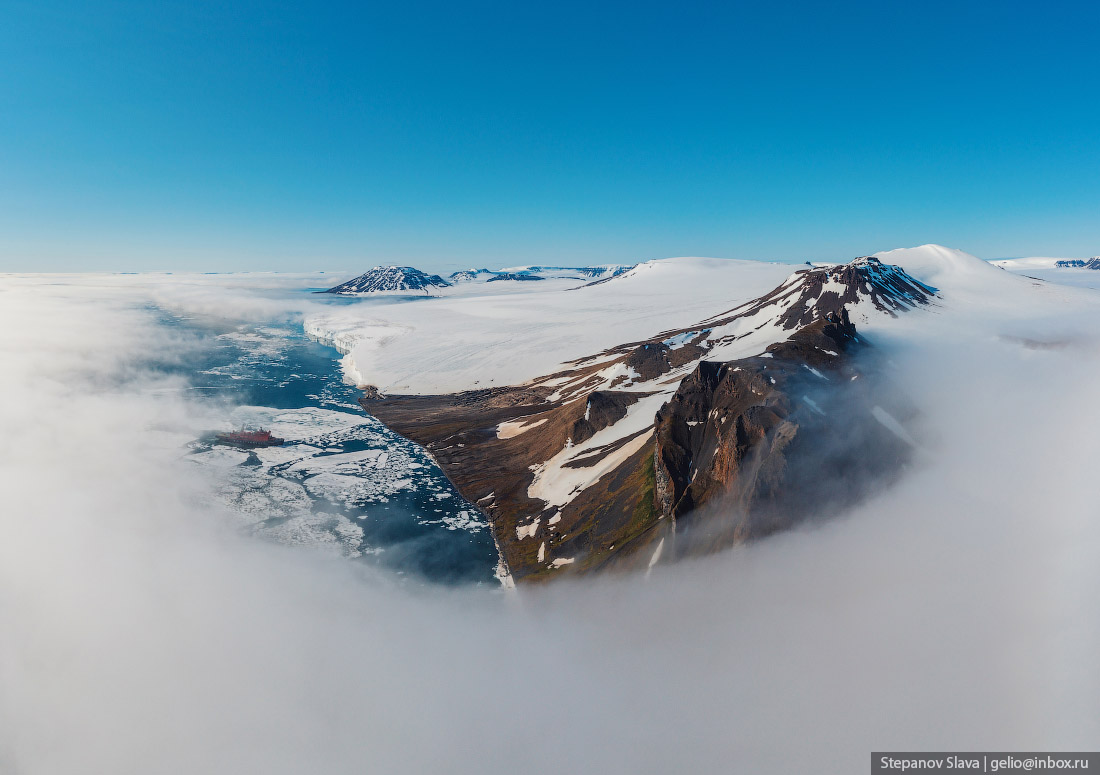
[847,255,939,306]
[701,256,936,332]
[781,257,936,326]
[323,266,452,294]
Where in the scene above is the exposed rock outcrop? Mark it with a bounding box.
[571,391,643,445]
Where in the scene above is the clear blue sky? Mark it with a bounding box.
[2,0,1098,273]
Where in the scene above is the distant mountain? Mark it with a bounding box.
[323,263,641,296]
[323,267,452,295]
[449,265,636,284]
[486,272,544,282]
[510,265,633,279]
[1055,258,1100,269]
[448,268,492,282]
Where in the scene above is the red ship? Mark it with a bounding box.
[214,428,285,449]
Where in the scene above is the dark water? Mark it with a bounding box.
[151,299,500,586]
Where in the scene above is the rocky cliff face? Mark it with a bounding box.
[654,310,861,524]
[360,257,931,582]
[652,310,912,555]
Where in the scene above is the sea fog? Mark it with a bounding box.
[1,271,1097,774]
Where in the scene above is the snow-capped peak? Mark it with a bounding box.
[872,244,999,287]
[323,266,452,295]
[697,255,937,335]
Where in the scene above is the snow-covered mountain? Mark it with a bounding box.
[356,254,938,581]
[1055,258,1100,269]
[450,265,635,284]
[326,264,638,295]
[448,268,493,282]
[992,256,1100,271]
[506,265,634,280]
[323,266,452,295]
[989,255,1100,290]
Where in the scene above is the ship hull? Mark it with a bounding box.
[214,435,285,449]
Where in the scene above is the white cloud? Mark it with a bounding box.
[0,270,1097,774]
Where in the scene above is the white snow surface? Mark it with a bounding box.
[305,257,796,395]
[991,257,1100,291]
[496,416,548,439]
[871,244,1100,319]
[871,244,1015,294]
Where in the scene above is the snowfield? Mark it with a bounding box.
[304,257,798,395]
[874,245,1100,317]
[990,256,1100,291]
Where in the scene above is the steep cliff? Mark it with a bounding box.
[652,310,913,556]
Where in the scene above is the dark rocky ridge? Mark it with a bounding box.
[519,265,633,279]
[701,257,936,331]
[1055,258,1100,269]
[486,272,544,282]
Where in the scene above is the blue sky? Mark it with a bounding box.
[2,0,1098,272]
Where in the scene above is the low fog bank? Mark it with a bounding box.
[1,275,1098,774]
